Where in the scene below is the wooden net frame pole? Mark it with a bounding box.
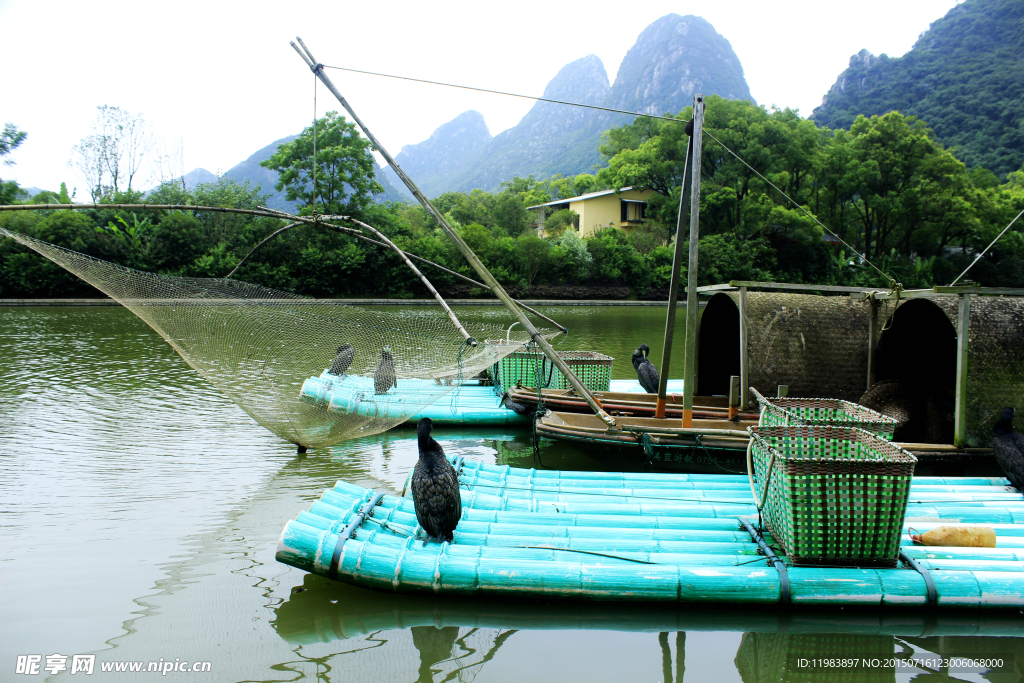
[654,129,694,419]
[681,95,705,428]
[292,37,616,426]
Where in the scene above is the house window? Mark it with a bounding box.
[621,200,646,222]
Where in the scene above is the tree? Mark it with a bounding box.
[261,111,382,217]
[1,123,27,165]
[69,106,154,200]
[1,123,27,204]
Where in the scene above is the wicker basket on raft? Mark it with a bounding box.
[487,344,613,393]
[747,389,916,567]
[750,387,900,439]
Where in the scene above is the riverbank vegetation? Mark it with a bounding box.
[2,97,1022,298]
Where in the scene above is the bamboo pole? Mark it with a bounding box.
[681,96,705,427]
[654,133,694,418]
[347,218,474,344]
[292,37,616,425]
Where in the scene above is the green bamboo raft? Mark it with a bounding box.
[275,459,1024,608]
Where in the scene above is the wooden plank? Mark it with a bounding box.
[728,281,880,294]
[695,283,738,293]
[954,293,971,447]
[933,286,1024,296]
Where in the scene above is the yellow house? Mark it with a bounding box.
[527,186,657,238]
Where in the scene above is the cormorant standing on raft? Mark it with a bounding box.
[328,344,354,376]
[411,417,462,544]
[994,407,1024,492]
[374,345,397,394]
[633,344,660,394]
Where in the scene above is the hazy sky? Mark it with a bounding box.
[1,0,960,194]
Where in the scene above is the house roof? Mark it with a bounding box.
[526,186,643,210]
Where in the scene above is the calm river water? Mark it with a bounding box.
[1,305,1020,682]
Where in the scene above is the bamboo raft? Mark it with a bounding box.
[299,370,693,426]
[275,459,1024,608]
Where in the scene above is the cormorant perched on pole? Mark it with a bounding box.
[994,407,1024,492]
[328,344,354,376]
[374,345,397,394]
[411,418,462,544]
[633,344,660,394]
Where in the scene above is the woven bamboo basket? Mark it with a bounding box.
[750,387,900,439]
[487,345,613,393]
[748,425,917,567]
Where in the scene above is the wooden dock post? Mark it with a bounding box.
[654,118,695,418]
[681,95,705,428]
[867,295,879,391]
[738,286,749,409]
[954,293,971,447]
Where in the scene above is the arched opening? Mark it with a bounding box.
[697,293,740,396]
[868,298,958,443]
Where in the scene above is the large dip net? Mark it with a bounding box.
[2,227,553,448]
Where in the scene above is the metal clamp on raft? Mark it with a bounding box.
[329,491,385,580]
[453,456,465,477]
[898,550,938,607]
[739,517,791,605]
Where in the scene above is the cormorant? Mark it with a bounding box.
[994,407,1024,492]
[632,344,650,372]
[374,345,397,395]
[410,417,462,544]
[501,392,535,417]
[633,344,659,394]
[328,344,354,376]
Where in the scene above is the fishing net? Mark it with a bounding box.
[1,226,553,448]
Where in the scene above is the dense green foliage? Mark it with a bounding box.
[811,0,1024,178]
[598,96,1024,289]
[3,93,1022,298]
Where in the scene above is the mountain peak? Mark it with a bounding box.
[608,13,753,114]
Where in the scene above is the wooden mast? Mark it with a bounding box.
[654,122,695,418]
[681,96,705,428]
[291,37,617,426]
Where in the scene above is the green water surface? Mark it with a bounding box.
[1,305,1020,682]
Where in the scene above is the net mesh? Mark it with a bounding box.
[2,226,553,448]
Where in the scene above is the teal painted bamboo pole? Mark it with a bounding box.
[276,520,1024,607]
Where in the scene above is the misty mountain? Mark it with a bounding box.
[183,13,755,204]
[811,0,1024,177]
[392,13,753,195]
[176,134,409,212]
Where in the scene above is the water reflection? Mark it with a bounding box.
[4,307,1023,683]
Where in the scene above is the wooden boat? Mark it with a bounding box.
[534,409,997,466]
[509,385,760,421]
[275,458,1024,608]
